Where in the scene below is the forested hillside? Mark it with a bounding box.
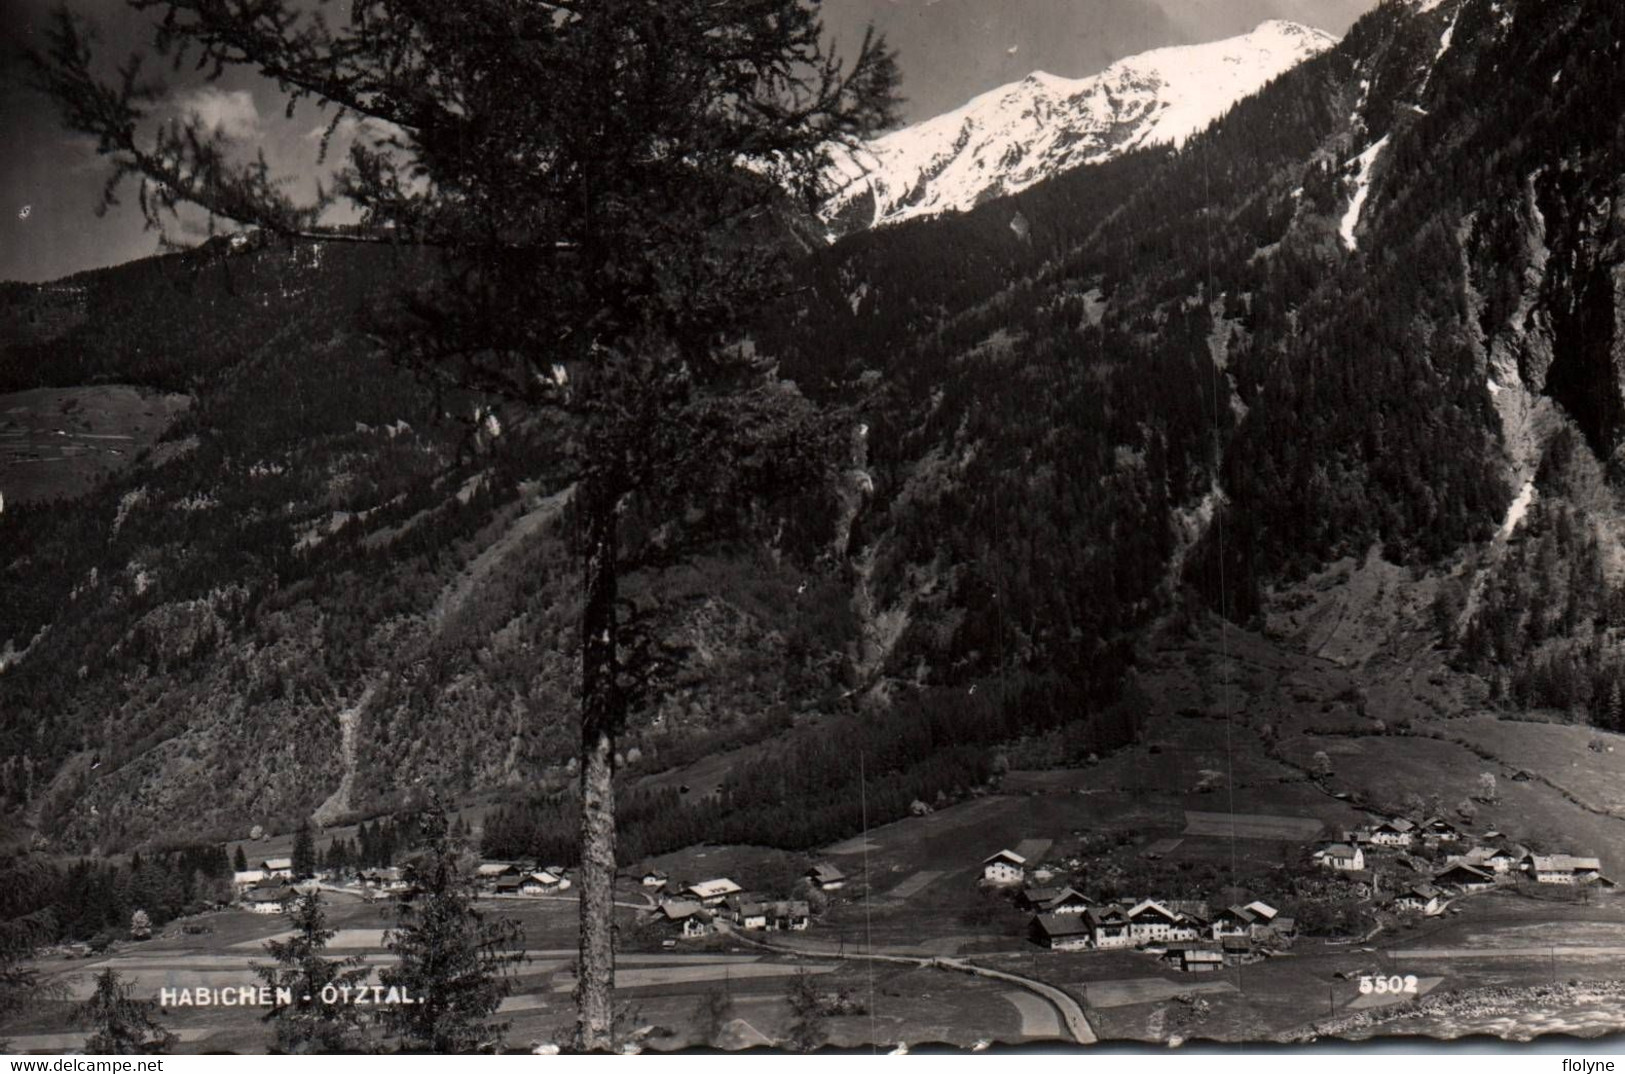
[5,0,1625,858]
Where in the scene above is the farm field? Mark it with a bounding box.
[1182,811,1324,841]
[884,871,944,901]
[1079,977,1237,1009]
[0,385,191,504]
[1141,617,1625,878]
[1447,715,1625,815]
[1275,733,1625,877]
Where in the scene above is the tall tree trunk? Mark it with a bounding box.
[575,471,620,1051]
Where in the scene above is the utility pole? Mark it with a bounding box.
[994,482,1007,710]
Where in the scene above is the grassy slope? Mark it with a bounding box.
[0,386,192,505]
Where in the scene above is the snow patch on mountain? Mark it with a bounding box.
[822,21,1337,234]
[1436,9,1460,60]
[1499,479,1537,540]
[1417,2,1461,97]
[1340,135,1390,251]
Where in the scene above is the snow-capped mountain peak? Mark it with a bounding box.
[822,21,1338,235]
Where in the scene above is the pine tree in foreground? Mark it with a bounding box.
[253,891,372,1054]
[1,897,67,1047]
[29,0,898,1050]
[379,805,524,1053]
[785,967,828,1052]
[74,968,176,1054]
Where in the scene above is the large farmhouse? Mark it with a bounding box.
[684,878,744,906]
[1084,906,1134,949]
[807,863,847,891]
[1433,862,1496,892]
[1419,817,1463,842]
[1531,855,1607,885]
[476,862,521,886]
[1211,905,1264,938]
[1018,885,1093,915]
[1449,846,1521,874]
[1124,900,1207,943]
[982,850,1027,885]
[1030,913,1092,951]
[1042,887,1095,915]
[243,886,291,914]
[521,871,562,895]
[360,867,409,894]
[727,897,811,932]
[1392,882,1442,915]
[1241,896,1280,922]
[1017,886,1062,913]
[1368,818,1416,847]
[654,900,714,939]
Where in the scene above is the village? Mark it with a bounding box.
[15,753,1625,1056]
[1000,809,1613,973]
[222,804,1614,984]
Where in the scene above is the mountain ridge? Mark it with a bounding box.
[821,19,1338,235]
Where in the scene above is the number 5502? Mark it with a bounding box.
[1358,974,1418,994]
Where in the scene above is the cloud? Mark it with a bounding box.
[172,87,262,139]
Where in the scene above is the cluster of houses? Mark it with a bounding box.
[984,850,1294,969]
[1313,815,1614,914]
[232,858,301,914]
[357,867,411,894]
[474,862,574,897]
[231,856,421,913]
[652,895,814,940]
[642,862,847,941]
[228,856,578,914]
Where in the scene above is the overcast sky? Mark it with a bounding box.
[0,0,1376,284]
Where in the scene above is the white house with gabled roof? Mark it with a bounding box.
[1125,900,1187,943]
[1368,817,1416,847]
[1313,843,1365,871]
[1392,882,1442,915]
[981,850,1027,885]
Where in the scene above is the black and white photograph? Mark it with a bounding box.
[3,0,1625,1059]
